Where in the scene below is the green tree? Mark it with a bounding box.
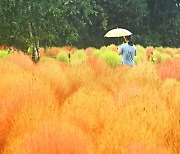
[0,0,96,61]
[77,0,148,48]
[146,0,180,47]
[76,0,107,48]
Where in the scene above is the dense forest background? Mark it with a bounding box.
[0,0,179,51]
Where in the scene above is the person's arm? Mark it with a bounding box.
[118,45,123,55]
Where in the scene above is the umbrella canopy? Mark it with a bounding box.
[104,28,132,38]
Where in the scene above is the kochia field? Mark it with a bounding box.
[0,45,180,154]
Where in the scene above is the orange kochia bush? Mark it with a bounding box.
[0,52,180,153]
[0,60,59,152]
[157,59,180,81]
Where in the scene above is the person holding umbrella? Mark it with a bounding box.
[104,28,136,67]
[118,35,136,67]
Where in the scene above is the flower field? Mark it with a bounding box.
[0,45,180,154]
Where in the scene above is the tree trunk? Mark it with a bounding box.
[29,23,40,63]
[28,3,40,63]
[32,40,40,63]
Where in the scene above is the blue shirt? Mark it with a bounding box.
[118,43,136,66]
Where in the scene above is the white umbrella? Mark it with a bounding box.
[104,28,132,38]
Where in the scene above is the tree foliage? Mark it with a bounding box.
[0,0,179,53]
[0,0,96,50]
[146,0,180,47]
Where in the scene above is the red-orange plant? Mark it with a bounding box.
[0,70,57,152]
[5,120,95,154]
[157,59,180,81]
[34,60,70,104]
[39,48,45,57]
[146,46,154,60]
[124,142,170,154]
[0,45,5,50]
[0,48,180,153]
[7,52,34,71]
[85,47,95,57]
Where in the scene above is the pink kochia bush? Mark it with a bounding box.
[0,52,180,154]
[157,59,180,81]
[8,52,34,70]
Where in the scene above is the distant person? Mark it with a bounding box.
[118,35,136,67]
[150,51,155,63]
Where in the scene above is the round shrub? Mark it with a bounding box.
[174,54,180,59]
[156,59,180,81]
[44,47,58,58]
[134,55,140,65]
[163,47,174,56]
[146,46,154,60]
[136,45,147,62]
[56,51,69,63]
[99,50,121,67]
[106,44,118,52]
[0,50,9,60]
[70,50,88,64]
[152,50,162,63]
[92,50,102,57]
[5,121,95,154]
[39,56,56,62]
[155,46,164,52]
[161,53,172,62]
[7,52,33,70]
